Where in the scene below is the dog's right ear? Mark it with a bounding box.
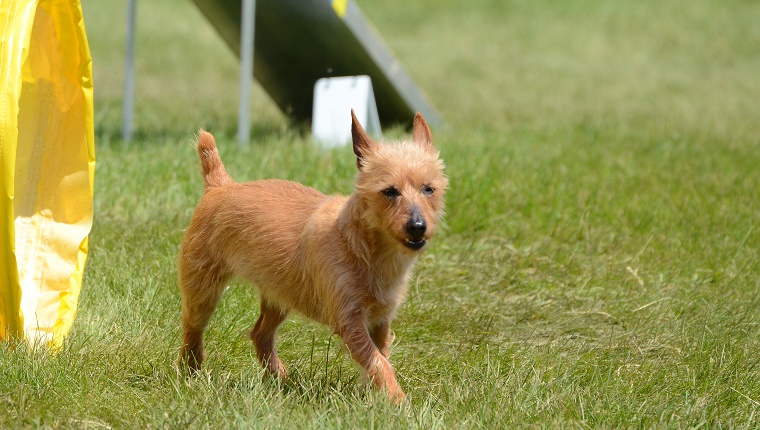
[351,109,376,170]
[413,112,434,152]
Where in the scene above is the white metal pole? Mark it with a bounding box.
[121,0,137,143]
[122,0,137,143]
[237,0,256,145]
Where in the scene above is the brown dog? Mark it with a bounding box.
[178,110,447,403]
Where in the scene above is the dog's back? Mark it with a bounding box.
[198,179,328,283]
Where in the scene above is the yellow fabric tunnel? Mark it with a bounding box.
[0,0,95,349]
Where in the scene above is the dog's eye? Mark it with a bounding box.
[422,185,435,196]
[382,187,401,198]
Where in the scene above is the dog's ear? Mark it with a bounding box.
[351,109,376,170]
[413,112,434,152]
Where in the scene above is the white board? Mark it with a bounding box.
[312,75,382,147]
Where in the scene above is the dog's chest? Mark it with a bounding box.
[364,267,410,316]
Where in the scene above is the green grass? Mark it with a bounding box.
[2,0,760,428]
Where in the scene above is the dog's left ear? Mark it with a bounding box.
[351,109,377,170]
[413,112,434,152]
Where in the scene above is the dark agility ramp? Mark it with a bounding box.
[191,0,442,127]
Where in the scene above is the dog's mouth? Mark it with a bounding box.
[403,238,427,250]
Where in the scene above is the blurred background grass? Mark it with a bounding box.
[86,0,760,140]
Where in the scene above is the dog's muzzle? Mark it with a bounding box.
[404,211,427,250]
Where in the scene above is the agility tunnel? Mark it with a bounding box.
[191,0,441,127]
[0,0,95,349]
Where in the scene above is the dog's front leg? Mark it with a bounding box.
[338,312,405,403]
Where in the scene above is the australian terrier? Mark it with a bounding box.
[178,110,447,403]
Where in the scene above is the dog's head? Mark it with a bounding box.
[351,110,448,252]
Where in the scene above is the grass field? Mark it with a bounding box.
[2,0,760,428]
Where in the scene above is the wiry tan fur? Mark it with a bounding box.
[178,111,447,403]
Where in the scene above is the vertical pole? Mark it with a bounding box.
[122,0,137,143]
[237,0,256,146]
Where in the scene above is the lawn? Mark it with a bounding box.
[1,0,759,428]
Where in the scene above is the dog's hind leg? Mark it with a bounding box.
[250,298,288,378]
[178,256,231,373]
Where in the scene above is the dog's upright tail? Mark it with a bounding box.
[196,130,231,190]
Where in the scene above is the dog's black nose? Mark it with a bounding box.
[406,212,427,240]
